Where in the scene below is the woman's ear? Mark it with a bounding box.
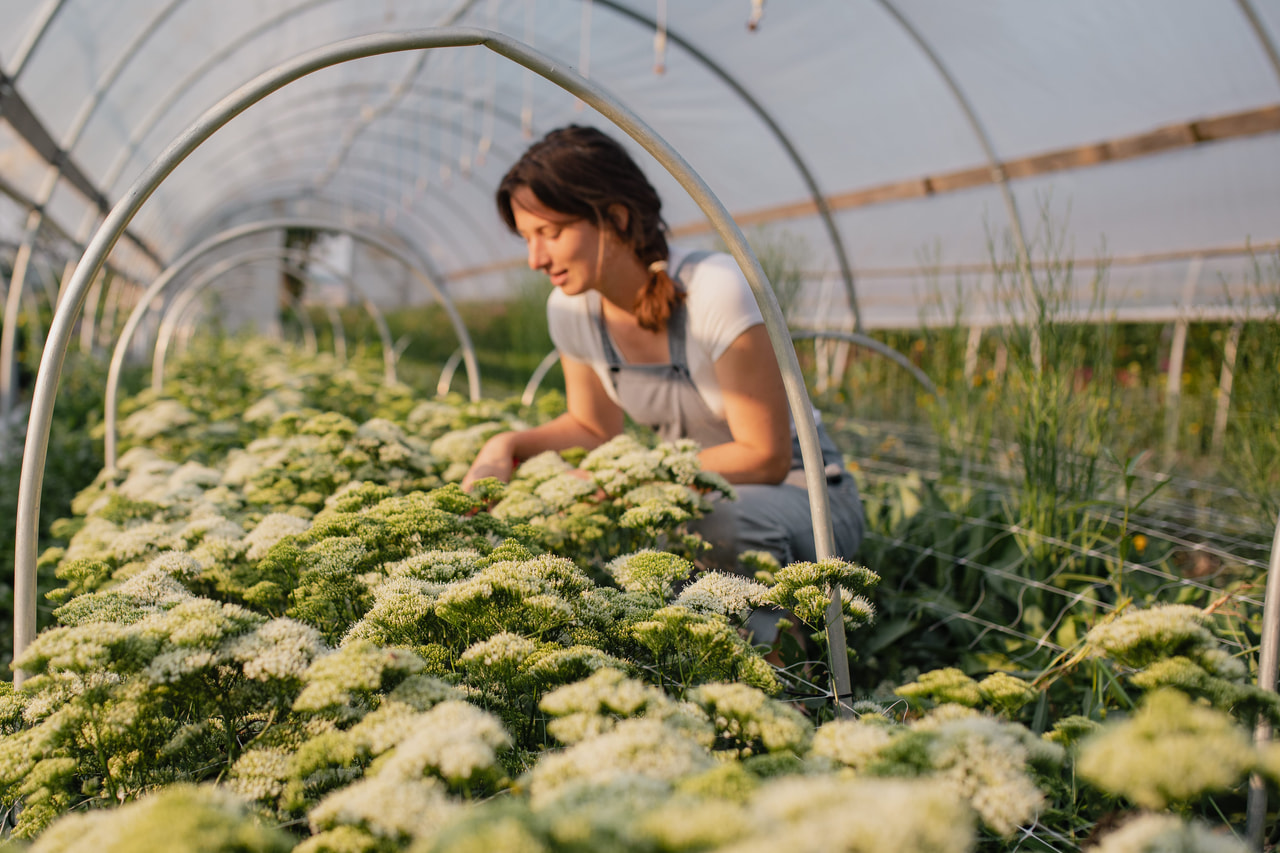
[606,203,630,235]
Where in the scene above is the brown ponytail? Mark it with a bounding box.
[634,260,685,333]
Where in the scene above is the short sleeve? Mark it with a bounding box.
[681,252,765,361]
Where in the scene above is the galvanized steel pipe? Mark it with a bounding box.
[150,246,397,391]
[13,28,849,712]
[102,217,478,474]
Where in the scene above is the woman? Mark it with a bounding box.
[462,125,863,577]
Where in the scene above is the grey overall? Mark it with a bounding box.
[591,252,865,582]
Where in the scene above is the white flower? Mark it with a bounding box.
[379,700,511,785]
[676,572,770,617]
[231,618,326,681]
[687,682,812,754]
[242,513,312,562]
[811,718,895,772]
[228,748,291,802]
[121,399,197,440]
[110,521,181,563]
[116,565,194,607]
[460,632,536,670]
[1088,814,1251,853]
[146,551,203,581]
[924,716,1048,837]
[533,472,599,510]
[528,718,715,807]
[720,776,973,853]
[308,773,458,841]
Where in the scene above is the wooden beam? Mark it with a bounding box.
[446,103,1280,281]
[667,102,1280,238]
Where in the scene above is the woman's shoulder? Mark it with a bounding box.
[673,248,742,286]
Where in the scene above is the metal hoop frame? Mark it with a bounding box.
[13,29,851,712]
[102,217,480,474]
[150,246,397,391]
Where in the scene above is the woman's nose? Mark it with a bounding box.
[527,238,548,270]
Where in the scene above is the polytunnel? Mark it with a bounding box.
[3,2,1280,849]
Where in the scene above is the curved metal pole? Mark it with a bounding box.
[1,1,181,421]
[873,0,1038,357]
[1249,514,1280,848]
[790,330,938,398]
[77,268,107,353]
[309,0,483,191]
[522,348,562,407]
[16,28,849,710]
[1234,0,1280,86]
[192,153,498,263]
[437,347,465,398]
[4,0,67,79]
[167,275,316,358]
[104,216,474,471]
[151,245,397,391]
[192,105,519,222]
[1239,12,1280,840]
[191,180,479,273]
[588,0,862,332]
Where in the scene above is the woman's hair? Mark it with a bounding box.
[496,125,683,332]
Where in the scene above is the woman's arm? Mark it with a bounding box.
[461,354,624,489]
[698,324,793,484]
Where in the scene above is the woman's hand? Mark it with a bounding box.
[462,432,518,491]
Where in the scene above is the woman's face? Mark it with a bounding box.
[510,186,623,297]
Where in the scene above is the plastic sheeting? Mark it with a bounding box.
[1,0,1278,327]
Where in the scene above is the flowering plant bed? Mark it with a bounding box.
[2,340,1275,852]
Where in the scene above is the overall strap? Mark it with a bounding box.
[665,249,712,368]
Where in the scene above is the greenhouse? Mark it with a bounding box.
[1,1,1280,850]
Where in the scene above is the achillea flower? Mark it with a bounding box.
[925,716,1049,837]
[229,748,292,802]
[31,783,293,852]
[512,450,574,487]
[1088,814,1251,853]
[308,773,459,842]
[294,641,425,714]
[121,399,198,440]
[116,564,196,607]
[606,550,693,598]
[675,572,770,618]
[687,682,812,755]
[385,675,464,711]
[109,521,181,563]
[231,618,326,681]
[810,718,895,772]
[387,549,483,583]
[460,632,536,675]
[896,668,983,708]
[1077,688,1257,809]
[1084,604,1218,670]
[763,558,878,630]
[539,668,707,746]
[977,672,1039,715]
[342,576,442,647]
[490,491,552,521]
[721,776,973,853]
[243,513,312,562]
[378,700,511,788]
[527,717,715,808]
[533,472,600,510]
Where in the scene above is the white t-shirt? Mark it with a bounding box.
[546,249,764,421]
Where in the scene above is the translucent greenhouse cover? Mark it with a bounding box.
[1,0,1279,330]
